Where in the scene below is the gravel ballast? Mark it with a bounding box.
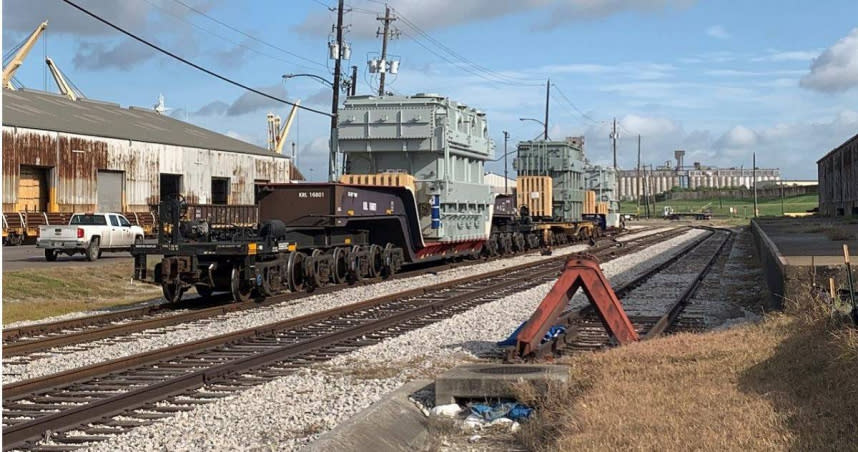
[5,240,602,382]
[83,229,709,452]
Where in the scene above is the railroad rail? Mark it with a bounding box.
[2,227,691,450]
[554,227,733,355]
[3,227,668,360]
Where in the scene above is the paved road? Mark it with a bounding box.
[2,245,132,271]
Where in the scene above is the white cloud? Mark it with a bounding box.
[295,0,695,37]
[715,125,758,148]
[752,50,820,62]
[800,28,858,92]
[705,25,730,40]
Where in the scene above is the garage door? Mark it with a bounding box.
[97,170,124,212]
[17,165,48,211]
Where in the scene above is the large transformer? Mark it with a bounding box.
[338,94,493,244]
[514,138,586,222]
[583,164,621,228]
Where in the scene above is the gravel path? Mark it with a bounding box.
[5,241,603,383]
[84,229,706,452]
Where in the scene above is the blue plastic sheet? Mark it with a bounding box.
[468,402,533,422]
[496,322,567,347]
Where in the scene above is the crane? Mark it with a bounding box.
[3,21,48,90]
[45,57,81,101]
[266,100,301,154]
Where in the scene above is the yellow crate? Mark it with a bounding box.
[596,202,609,215]
[340,173,416,192]
[583,190,597,214]
[517,176,553,218]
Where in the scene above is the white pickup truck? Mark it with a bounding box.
[37,213,145,261]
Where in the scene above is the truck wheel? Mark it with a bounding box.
[85,238,100,261]
[45,249,58,261]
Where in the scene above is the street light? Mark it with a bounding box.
[519,117,548,140]
[282,73,333,88]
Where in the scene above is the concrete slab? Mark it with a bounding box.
[306,379,434,452]
[434,364,570,406]
[751,217,857,304]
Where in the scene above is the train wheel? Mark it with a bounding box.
[380,243,396,278]
[258,267,275,297]
[513,233,526,253]
[309,249,326,288]
[499,234,513,255]
[287,251,306,292]
[527,234,540,249]
[368,244,383,278]
[331,247,348,284]
[162,282,185,304]
[230,266,252,302]
[348,245,363,283]
[195,284,215,298]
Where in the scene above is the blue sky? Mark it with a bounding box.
[4,0,858,180]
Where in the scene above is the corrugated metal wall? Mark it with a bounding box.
[2,126,290,212]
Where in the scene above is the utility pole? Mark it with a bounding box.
[376,5,397,96]
[328,0,345,182]
[503,131,510,194]
[636,134,641,213]
[610,118,618,170]
[543,79,550,140]
[291,141,297,181]
[753,152,758,217]
[780,179,785,216]
[350,65,358,96]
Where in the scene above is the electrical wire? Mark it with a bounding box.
[550,83,601,126]
[142,0,323,72]
[170,0,327,69]
[60,0,332,117]
[393,11,541,87]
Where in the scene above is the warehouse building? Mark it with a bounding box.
[616,152,780,201]
[484,172,515,194]
[2,89,292,214]
[818,133,857,216]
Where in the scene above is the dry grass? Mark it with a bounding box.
[517,307,858,451]
[2,262,161,324]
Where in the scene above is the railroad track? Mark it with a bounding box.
[556,227,733,354]
[1,227,691,451]
[2,226,669,361]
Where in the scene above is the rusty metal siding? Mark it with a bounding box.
[3,125,291,214]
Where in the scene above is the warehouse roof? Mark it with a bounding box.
[817,132,858,164]
[2,89,284,158]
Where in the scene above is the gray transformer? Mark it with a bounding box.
[514,139,586,222]
[338,94,494,243]
[584,165,619,212]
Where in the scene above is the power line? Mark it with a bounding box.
[170,0,326,69]
[142,0,323,72]
[396,13,539,87]
[550,83,601,125]
[61,0,332,117]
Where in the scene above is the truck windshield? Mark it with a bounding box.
[70,214,107,225]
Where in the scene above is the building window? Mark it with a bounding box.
[211,177,229,205]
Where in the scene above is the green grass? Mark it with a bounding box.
[2,262,162,324]
[621,194,818,219]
